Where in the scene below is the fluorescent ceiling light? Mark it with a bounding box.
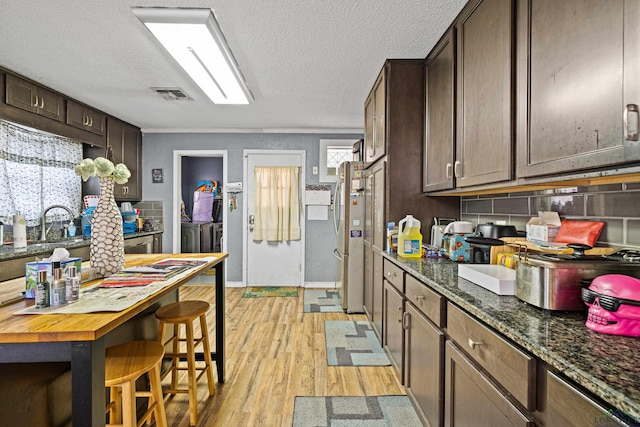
[133,7,253,105]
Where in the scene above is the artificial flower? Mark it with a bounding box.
[74,157,130,184]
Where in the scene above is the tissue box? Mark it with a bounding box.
[25,258,82,299]
[526,211,561,242]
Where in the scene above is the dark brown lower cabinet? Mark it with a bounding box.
[404,301,444,427]
[383,280,404,382]
[363,241,373,318]
[444,341,534,427]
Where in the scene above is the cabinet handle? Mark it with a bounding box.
[32,95,39,107]
[386,271,396,279]
[468,338,483,349]
[625,104,639,141]
[402,312,409,330]
[83,115,89,126]
[446,163,453,179]
[454,160,461,178]
[397,306,403,322]
[415,295,425,301]
[89,116,93,127]
[39,97,44,109]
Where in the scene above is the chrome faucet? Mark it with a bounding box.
[40,205,75,241]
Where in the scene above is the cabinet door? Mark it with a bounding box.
[517,0,640,177]
[455,0,513,187]
[5,74,63,122]
[363,241,373,319]
[444,341,534,427]
[404,301,444,427]
[121,123,141,200]
[371,249,383,341]
[67,101,106,136]
[364,95,375,166]
[371,73,387,164]
[383,280,404,382]
[371,161,385,252]
[424,28,456,192]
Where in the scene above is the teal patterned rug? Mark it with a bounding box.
[303,289,343,312]
[293,396,421,426]
[325,320,390,366]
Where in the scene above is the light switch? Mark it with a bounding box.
[313,166,318,175]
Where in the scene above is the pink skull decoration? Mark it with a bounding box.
[583,274,640,337]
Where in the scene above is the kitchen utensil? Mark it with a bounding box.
[465,236,506,264]
[430,217,457,249]
[443,221,473,235]
[514,245,640,311]
[441,233,474,262]
[475,223,519,239]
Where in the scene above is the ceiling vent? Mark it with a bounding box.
[152,87,193,101]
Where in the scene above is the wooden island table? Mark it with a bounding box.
[0,253,227,427]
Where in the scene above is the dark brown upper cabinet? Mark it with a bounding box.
[455,0,514,187]
[516,0,640,178]
[108,117,141,201]
[424,28,456,192]
[364,73,387,165]
[67,100,106,137]
[5,74,64,122]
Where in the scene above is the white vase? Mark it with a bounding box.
[89,177,124,278]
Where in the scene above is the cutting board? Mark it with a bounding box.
[458,264,516,295]
[489,237,615,264]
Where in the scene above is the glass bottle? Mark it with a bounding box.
[50,262,66,306]
[65,265,80,303]
[35,270,50,309]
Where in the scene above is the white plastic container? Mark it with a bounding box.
[13,214,27,248]
[397,215,422,258]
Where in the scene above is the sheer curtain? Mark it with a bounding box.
[253,166,301,241]
[0,121,83,226]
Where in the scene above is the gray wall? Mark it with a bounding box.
[141,132,362,283]
[461,183,640,247]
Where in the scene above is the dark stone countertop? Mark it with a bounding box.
[0,228,163,262]
[385,253,640,422]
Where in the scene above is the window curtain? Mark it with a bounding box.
[0,120,83,226]
[253,166,301,242]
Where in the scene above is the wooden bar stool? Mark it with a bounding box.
[155,300,215,426]
[104,340,167,427]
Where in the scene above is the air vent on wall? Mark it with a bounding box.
[152,87,193,101]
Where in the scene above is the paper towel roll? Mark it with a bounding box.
[13,214,27,248]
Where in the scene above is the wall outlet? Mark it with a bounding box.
[312,166,318,175]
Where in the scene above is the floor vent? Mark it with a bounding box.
[152,87,193,101]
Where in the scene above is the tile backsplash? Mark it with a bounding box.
[461,183,640,247]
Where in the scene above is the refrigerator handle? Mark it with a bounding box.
[332,180,341,235]
[332,248,342,260]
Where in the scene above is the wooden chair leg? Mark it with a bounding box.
[171,323,180,395]
[199,314,216,396]
[108,386,122,424]
[121,380,137,427]
[186,321,198,426]
[149,362,168,427]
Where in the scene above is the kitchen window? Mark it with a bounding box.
[319,139,358,182]
[0,120,82,226]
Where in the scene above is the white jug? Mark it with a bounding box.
[443,221,473,234]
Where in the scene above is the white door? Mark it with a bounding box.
[244,151,305,287]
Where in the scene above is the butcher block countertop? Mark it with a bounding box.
[0,253,227,343]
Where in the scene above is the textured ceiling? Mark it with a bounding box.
[0,0,467,133]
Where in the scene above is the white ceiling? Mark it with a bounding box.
[0,0,467,133]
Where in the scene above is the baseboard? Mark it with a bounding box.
[226,282,336,288]
[226,281,245,288]
[303,282,337,289]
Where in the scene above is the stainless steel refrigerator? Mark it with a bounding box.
[333,161,365,313]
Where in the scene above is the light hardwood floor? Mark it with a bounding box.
[164,286,404,426]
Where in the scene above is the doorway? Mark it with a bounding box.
[172,150,228,259]
[243,150,305,287]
